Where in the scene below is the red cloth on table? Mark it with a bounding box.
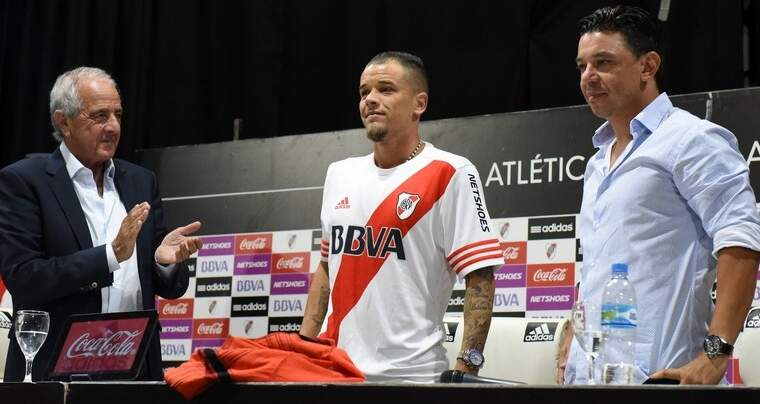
[164,333,365,399]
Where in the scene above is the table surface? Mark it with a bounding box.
[1,381,758,404]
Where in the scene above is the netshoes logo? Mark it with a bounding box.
[523,322,557,342]
[272,280,306,288]
[204,242,232,250]
[530,295,570,303]
[237,260,268,269]
[495,272,522,281]
[161,325,190,333]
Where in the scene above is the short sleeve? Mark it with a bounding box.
[439,164,503,278]
[319,164,335,262]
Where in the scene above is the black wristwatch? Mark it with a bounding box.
[457,349,485,369]
[703,335,733,359]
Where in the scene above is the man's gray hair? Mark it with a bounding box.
[49,67,118,142]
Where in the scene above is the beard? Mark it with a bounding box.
[366,125,387,142]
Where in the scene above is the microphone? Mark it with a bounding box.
[439,370,524,385]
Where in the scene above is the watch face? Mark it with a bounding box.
[703,335,732,358]
[467,350,484,367]
[704,336,719,354]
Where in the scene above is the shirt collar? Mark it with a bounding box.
[591,92,673,149]
[59,142,115,180]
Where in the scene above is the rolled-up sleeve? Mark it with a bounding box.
[671,122,760,256]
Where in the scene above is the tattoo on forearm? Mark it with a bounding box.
[462,267,495,351]
[308,285,330,325]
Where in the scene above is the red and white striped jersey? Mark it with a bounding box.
[318,142,503,382]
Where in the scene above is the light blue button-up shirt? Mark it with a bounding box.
[565,93,760,384]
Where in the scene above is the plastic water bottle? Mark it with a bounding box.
[600,263,637,384]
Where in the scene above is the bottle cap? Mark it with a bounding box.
[611,263,628,274]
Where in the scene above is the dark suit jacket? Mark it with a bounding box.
[0,149,189,381]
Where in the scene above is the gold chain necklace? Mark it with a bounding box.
[407,140,423,161]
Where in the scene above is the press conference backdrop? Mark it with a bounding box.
[139,88,760,382]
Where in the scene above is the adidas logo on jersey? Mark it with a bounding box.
[335,196,351,209]
[523,322,557,342]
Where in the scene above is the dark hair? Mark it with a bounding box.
[367,51,429,93]
[578,5,659,57]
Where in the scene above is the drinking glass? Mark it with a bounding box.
[14,310,50,382]
[571,300,603,384]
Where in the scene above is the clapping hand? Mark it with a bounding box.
[113,202,151,262]
[156,221,204,265]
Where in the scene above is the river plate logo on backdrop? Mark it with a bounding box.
[396,192,421,220]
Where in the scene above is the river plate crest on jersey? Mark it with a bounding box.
[396,192,421,220]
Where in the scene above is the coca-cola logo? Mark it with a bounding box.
[271,253,309,274]
[192,319,229,339]
[533,268,567,282]
[65,331,141,359]
[162,303,189,316]
[503,247,520,260]
[197,322,224,336]
[277,256,305,270]
[234,234,272,254]
[240,238,267,250]
[500,242,526,264]
[527,264,574,287]
[159,299,194,318]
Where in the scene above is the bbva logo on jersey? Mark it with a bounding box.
[396,192,421,220]
[331,225,405,259]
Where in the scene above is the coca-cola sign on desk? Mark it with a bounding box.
[271,252,310,274]
[158,298,194,319]
[53,318,148,374]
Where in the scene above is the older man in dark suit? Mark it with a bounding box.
[0,67,202,381]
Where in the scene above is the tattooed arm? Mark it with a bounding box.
[456,266,496,375]
[300,261,330,338]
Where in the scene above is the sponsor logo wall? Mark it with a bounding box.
[158,215,586,364]
[156,221,760,388]
[159,230,316,364]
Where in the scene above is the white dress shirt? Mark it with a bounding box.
[60,142,142,313]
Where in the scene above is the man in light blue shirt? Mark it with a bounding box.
[565,6,760,385]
